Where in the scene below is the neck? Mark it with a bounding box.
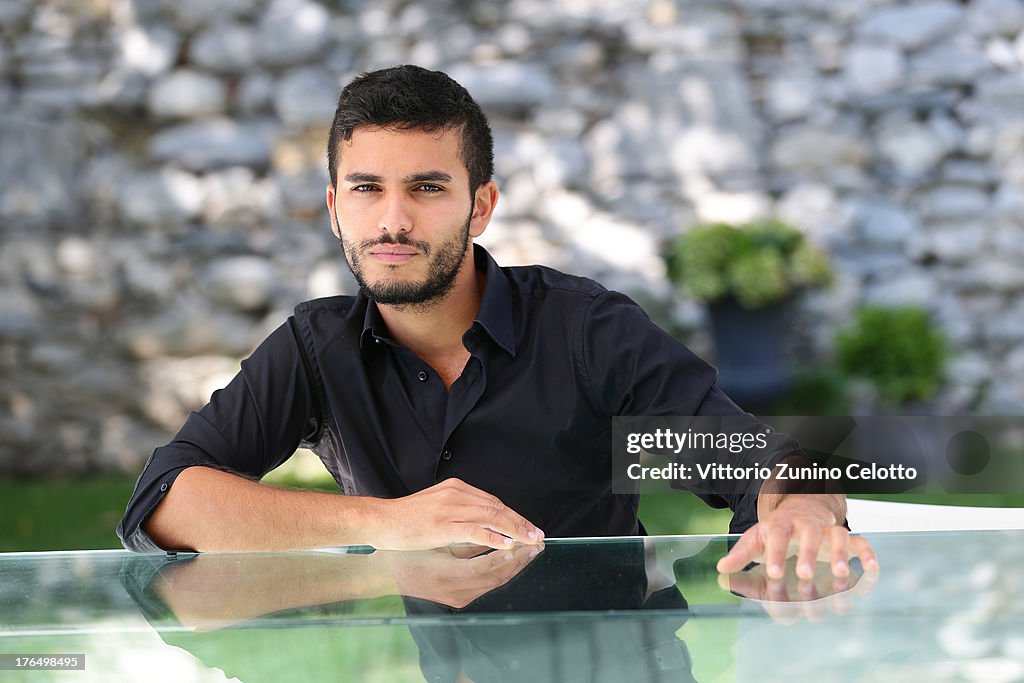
[375,249,483,359]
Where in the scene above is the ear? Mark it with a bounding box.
[469,181,499,239]
[326,184,341,239]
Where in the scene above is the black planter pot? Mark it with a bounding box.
[707,297,793,408]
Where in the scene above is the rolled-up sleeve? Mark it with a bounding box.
[116,317,322,552]
[580,290,799,534]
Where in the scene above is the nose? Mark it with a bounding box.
[378,191,412,237]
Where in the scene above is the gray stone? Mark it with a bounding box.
[164,0,258,31]
[0,114,83,222]
[201,166,283,226]
[531,137,588,188]
[56,236,98,277]
[273,68,338,128]
[0,0,31,29]
[148,69,227,119]
[256,0,331,66]
[204,256,278,312]
[237,71,274,114]
[946,352,992,386]
[276,168,328,216]
[927,224,989,264]
[771,126,867,171]
[918,186,990,220]
[190,21,257,73]
[844,43,904,96]
[876,119,949,179]
[981,260,1024,291]
[116,24,179,77]
[975,73,1024,119]
[117,167,204,224]
[995,185,1024,225]
[307,259,359,299]
[765,72,819,121]
[138,355,243,429]
[863,271,940,307]
[909,41,990,86]
[968,0,1024,36]
[446,62,559,114]
[149,119,275,171]
[0,286,42,338]
[859,2,963,50]
[88,68,149,109]
[941,160,996,187]
[858,201,918,246]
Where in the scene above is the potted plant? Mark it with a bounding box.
[836,305,948,412]
[665,219,833,406]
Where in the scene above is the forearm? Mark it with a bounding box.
[143,466,384,552]
[155,552,396,629]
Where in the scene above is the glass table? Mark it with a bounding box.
[2,531,1022,682]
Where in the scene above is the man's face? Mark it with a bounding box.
[327,126,487,308]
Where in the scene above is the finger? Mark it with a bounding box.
[451,522,519,550]
[471,501,545,544]
[445,543,494,559]
[441,480,542,539]
[829,526,850,577]
[764,524,791,579]
[717,529,762,573]
[795,524,823,581]
[717,569,766,599]
[849,535,879,572]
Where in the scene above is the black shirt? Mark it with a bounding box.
[117,244,793,552]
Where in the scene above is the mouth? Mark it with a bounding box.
[368,247,419,264]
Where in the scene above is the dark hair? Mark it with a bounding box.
[327,65,494,194]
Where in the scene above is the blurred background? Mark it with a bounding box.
[2,0,1024,551]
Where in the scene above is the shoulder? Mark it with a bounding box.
[294,295,362,317]
[501,263,609,303]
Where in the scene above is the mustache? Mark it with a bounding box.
[358,232,431,255]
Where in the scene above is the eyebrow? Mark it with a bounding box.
[343,171,453,184]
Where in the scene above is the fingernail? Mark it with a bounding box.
[529,548,540,558]
[504,552,513,561]
[866,558,879,571]
[770,564,783,577]
[799,563,813,577]
[835,560,848,574]
[504,537,514,546]
[528,530,539,541]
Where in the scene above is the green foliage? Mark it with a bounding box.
[665,219,833,309]
[765,368,852,416]
[836,306,948,405]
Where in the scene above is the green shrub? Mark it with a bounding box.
[665,220,832,309]
[836,306,948,405]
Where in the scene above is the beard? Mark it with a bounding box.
[339,212,472,309]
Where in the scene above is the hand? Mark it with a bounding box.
[378,543,544,608]
[371,478,545,551]
[717,556,879,624]
[716,496,879,580]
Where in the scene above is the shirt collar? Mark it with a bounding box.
[358,243,517,357]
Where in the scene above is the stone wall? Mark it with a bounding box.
[2,0,1024,474]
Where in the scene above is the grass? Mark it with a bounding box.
[1,447,1021,553]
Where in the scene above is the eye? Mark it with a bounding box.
[350,184,380,193]
[415,184,444,193]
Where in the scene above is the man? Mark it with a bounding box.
[118,65,877,581]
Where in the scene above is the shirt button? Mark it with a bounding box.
[442,450,452,461]
[417,371,428,382]
[160,483,168,492]
[375,338,382,344]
